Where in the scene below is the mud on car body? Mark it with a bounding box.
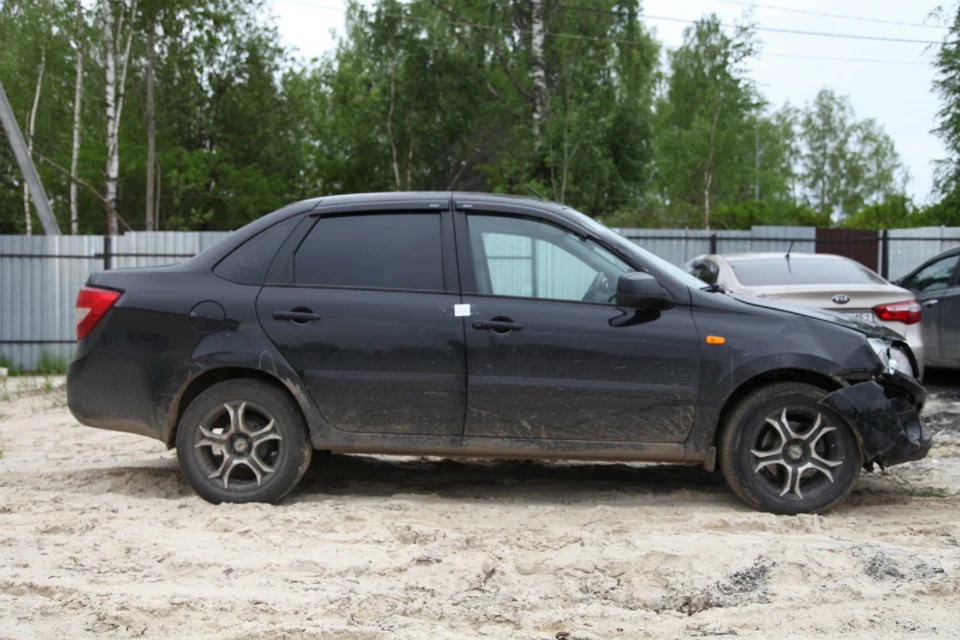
[66,192,931,514]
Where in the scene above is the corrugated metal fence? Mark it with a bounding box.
[1,225,959,370]
[0,232,230,370]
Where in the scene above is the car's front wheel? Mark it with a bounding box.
[176,379,312,503]
[719,382,861,514]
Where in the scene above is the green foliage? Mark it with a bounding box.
[651,16,798,229]
[796,89,907,220]
[0,352,66,376]
[0,355,22,377]
[0,0,922,233]
[713,201,829,230]
[932,4,960,217]
[842,194,917,230]
[34,351,68,376]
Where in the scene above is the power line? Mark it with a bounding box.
[715,0,946,30]
[280,0,944,45]
[380,10,932,65]
[549,2,942,45]
[764,51,930,66]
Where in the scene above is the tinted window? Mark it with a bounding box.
[213,217,299,285]
[729,257,887,286]
[467,214,632,303]
[899,255,959,292]
[294,213,443,290]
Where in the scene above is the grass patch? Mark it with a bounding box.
[34,352,68,376]
[906,487,950,498]
[0,351,68,377]
[0,355,22,377]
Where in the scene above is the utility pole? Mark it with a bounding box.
[754,126,760,201]
[0,78,61,235]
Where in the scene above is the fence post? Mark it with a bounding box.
[881,229,889,280]
[103,235,112,271]
[709,233,718,255]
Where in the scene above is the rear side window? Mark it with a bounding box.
[214,217,300,285]
[729,257,886,286]
[294,213,444,290]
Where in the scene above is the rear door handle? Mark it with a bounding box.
[472,319,522,332]
[923,299,939,308]
[273,309,322,323]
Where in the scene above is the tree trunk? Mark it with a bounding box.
[386,75,401,190]
[145,20,156,231]
[102,0,137,236]
[24,49,45,236]
[703,99,724,230]
[154,160,161,229]
[70,2,83,235]
[531,1,547,149]
[103,0,118,235]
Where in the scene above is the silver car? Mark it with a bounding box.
[685,252,924,375]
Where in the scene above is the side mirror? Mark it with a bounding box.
[616,272,676,310]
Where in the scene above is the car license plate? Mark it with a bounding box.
[843,312,875,323]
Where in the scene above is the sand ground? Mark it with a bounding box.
[1,373,960,639]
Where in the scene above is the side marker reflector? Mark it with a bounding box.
[706,336,726,345]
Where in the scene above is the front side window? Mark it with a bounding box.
[294,213,444,290]
[900,255,959,292]
[467,214,632,303]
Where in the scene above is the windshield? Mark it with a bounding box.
[729,256,887,286]
[564,208,707,290]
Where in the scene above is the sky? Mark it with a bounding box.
[269,0,949,203]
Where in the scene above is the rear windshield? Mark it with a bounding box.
[729,257,887,286]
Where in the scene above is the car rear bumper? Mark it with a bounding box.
[819,372,931,468]
[67,348,167,442]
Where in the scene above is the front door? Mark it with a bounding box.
[257,210,466,436]
[899,253,960,364]
[458,211,701,443]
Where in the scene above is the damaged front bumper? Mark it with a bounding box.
[819,371,931,468]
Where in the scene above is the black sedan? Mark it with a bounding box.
[896,246,960,369]
[67,193,930,514]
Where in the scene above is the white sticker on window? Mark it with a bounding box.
[454,304,471,317]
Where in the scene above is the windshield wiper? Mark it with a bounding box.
[701,283,728,293]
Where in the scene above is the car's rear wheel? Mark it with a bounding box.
[176,379,312,503]
[719,382,861,514]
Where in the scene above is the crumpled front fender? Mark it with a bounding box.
[819,373,931,468]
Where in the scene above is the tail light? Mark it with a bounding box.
[76,286,121,341]
[872,300,921,325]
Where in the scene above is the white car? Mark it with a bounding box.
[685,252,924,376]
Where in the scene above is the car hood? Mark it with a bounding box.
[729,293,903,341]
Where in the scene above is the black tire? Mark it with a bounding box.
[176,379,312,504]
[718,382,861,514]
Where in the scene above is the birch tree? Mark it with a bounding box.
[797,89,906,219]
[145,15,156,231]
[102,0,137,236]
[652,16,763,228]
[23,49,46,236]
[530,0,546,148]
[70,0,84,235]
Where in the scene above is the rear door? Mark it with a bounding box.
[256,201,466,436]
[455,205,701,444]
[898,253,960,363]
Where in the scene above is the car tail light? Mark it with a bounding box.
[873,300,921,325]
[76,286,121,341]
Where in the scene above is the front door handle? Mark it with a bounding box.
[273,309,322,324]
[473,318,522,333]
[923,299,939,308]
